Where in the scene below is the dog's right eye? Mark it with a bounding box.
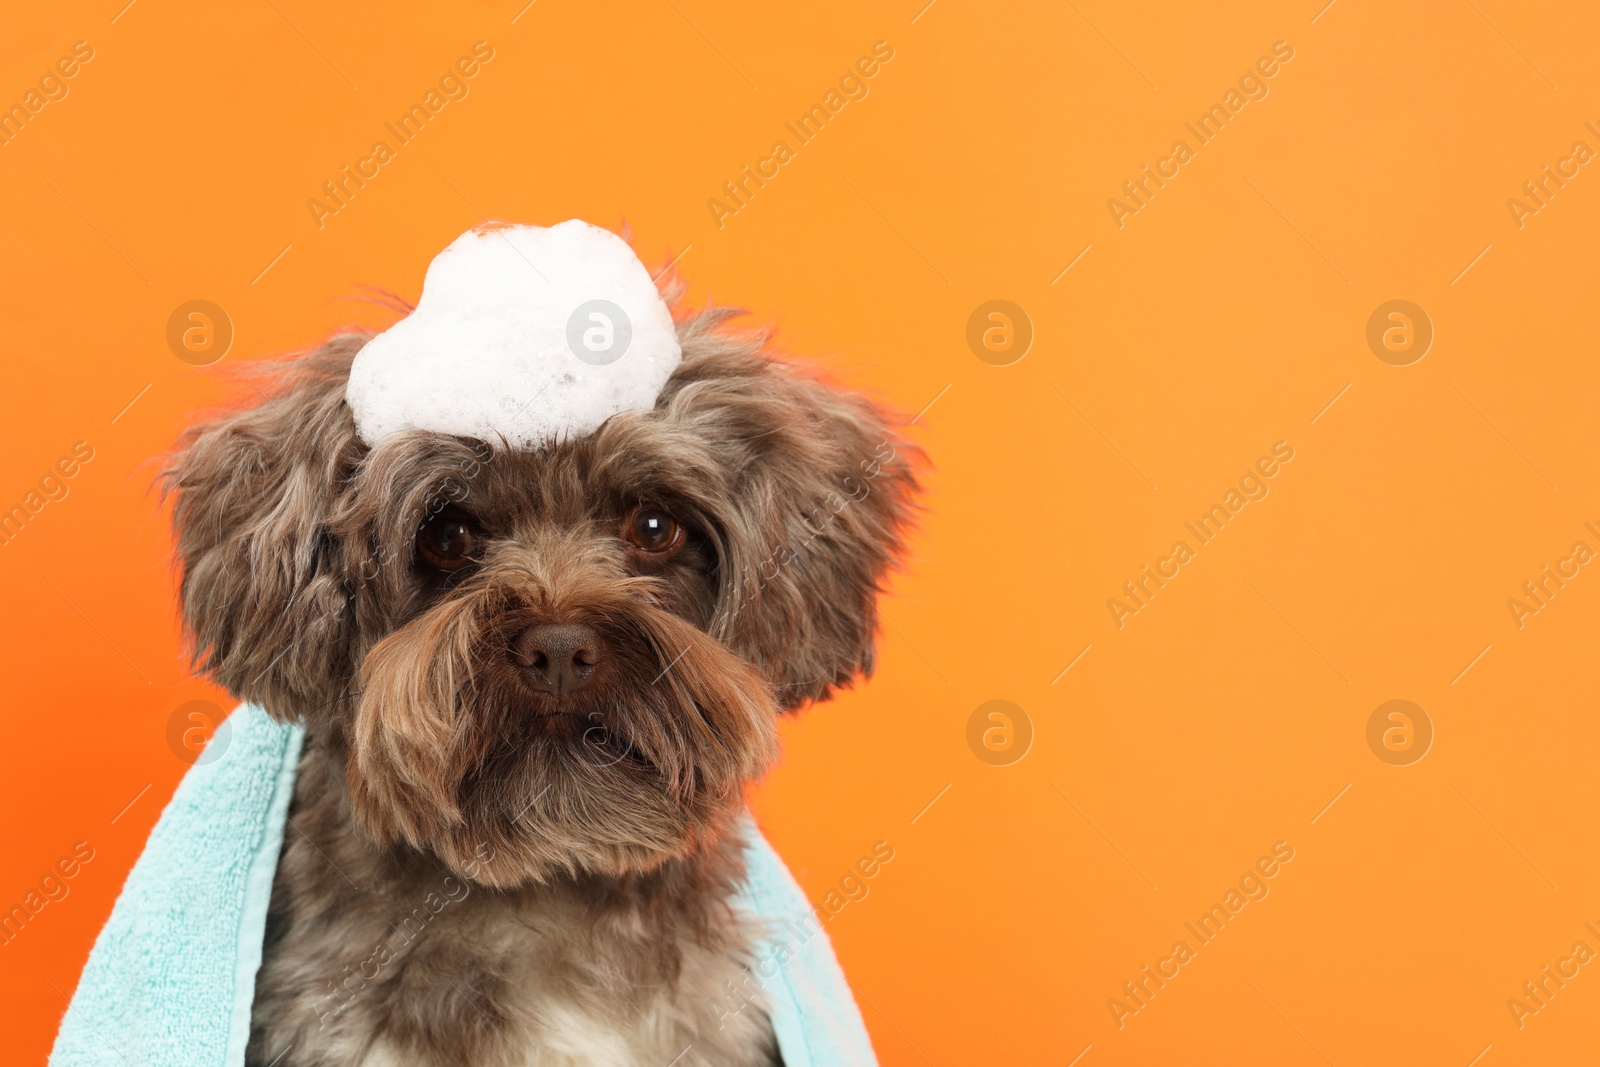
[417,508,480,571]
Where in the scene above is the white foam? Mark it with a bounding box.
[346,220,681,451]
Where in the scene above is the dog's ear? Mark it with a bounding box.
[665,315,921,710]
[161,337,368,718]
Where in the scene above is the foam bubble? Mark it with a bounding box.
[346,220,681,451]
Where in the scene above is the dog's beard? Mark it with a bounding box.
[346,570,779,888]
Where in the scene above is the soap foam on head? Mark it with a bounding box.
[346,220,682,451]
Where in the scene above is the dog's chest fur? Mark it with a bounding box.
[245,741,779,1067]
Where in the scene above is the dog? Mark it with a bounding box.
[161,253,918,1066]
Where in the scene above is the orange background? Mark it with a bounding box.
[3,1,1599,1063]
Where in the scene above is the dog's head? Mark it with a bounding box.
[163,303,917,887]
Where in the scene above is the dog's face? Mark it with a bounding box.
[164,309,916,888]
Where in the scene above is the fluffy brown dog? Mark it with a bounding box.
[162,291,917,1066]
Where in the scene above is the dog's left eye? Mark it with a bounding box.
[417,508,480,571]
[623,507,684,557]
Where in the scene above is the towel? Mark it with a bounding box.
[50,703,876,1066]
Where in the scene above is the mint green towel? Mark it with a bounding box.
[50,704,877,1066]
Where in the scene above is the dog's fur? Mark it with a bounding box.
[162,294,917,1067]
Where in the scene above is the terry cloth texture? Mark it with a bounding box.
[49,703,876,1067]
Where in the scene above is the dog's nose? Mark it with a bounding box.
[513,622,605,696]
